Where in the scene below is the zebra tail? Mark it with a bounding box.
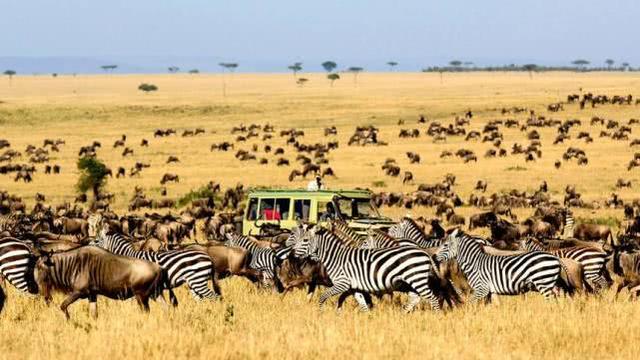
[556,261,575,296]
[0,286,5,314]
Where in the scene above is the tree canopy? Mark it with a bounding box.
[76,157,109,200]
[321,61,337,73]
[100,65,118,72]
[219,63,239,72]
[327,73,340,86]
[449,60,462,67]
[288,62,303,77]
[168,66,180,73]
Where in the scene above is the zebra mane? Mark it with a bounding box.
[329,220,363,247]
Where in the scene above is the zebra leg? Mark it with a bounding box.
[353,292,371,312]
[404,292,421,313]
[186,278,217,300]
[471,287,490,305]
[318,281,350,309]
[534,282,557,300]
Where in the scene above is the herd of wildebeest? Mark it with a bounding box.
[2,91,640,318]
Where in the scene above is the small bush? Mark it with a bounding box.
[138,83,158,93]
[176,185,217,208]
[372,180,387,188]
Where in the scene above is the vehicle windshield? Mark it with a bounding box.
[335,197,380,220]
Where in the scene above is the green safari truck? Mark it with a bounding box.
[242,189,395,236]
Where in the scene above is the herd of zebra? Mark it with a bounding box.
[2,208,639,319]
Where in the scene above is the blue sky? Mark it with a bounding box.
[1,0,638,72]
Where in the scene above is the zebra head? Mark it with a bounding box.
[89,219,110,249]
[387,221,405,239]
[292,226,320,260]
[361,229,378,249]
[285,224,306,247]
[87,213,104,238]
[435,228,462,262]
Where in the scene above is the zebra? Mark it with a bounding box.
[362,228,427,249]
[328,220,364,247]
[562,210,575,239]
[292,226,441,312]
[224,233,278,288]
[0,237,38,313]
[89,217,220,302]
[521,237,608,290]
[435,229,562,303]
[388,217,444,248]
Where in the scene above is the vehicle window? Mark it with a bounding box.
[259,198,275,220]
[246,198,258,220]
[275,198,291,220]
[318,201,337,222]
[294,199,311,221]
[336,198,377,219]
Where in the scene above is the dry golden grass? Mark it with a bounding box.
[1,72,640,359]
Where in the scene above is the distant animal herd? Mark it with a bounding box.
[1,91,640,318]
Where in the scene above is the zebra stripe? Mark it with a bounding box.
[0,237,37,309]
[388,217,444,248]
[329,220,364,247]
[92,232,219,300]
[293,227,441,312]
[362,229,419,249]
[436,229,561,302]
[562,210,575,239]
[275,245,293,262]
[521,238,607,290]
[225,234,277,286]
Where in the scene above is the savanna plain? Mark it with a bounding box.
[1,72,640,359]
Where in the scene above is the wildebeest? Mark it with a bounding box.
[160,173,180,185]
[34,247,174,319]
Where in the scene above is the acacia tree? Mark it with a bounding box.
[322,61,337,73]
[622,62,630,71]
[605,59,615,70]
[387,61,398,71]
[288,62,303,78]
[327,73,340,87]
[188,69,200,74]
[348,66,363,85]
[168,66,180,73]
[3,70,16,85]
[449,60,462,70]
[571,59,590,71]
[218,62,239,97]
[76,157,109,201]
[219,62,238,72]
[100,65,118,73]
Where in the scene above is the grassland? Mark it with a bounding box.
[1,72,640,359]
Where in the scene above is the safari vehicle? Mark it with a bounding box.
[242,189,395,236]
